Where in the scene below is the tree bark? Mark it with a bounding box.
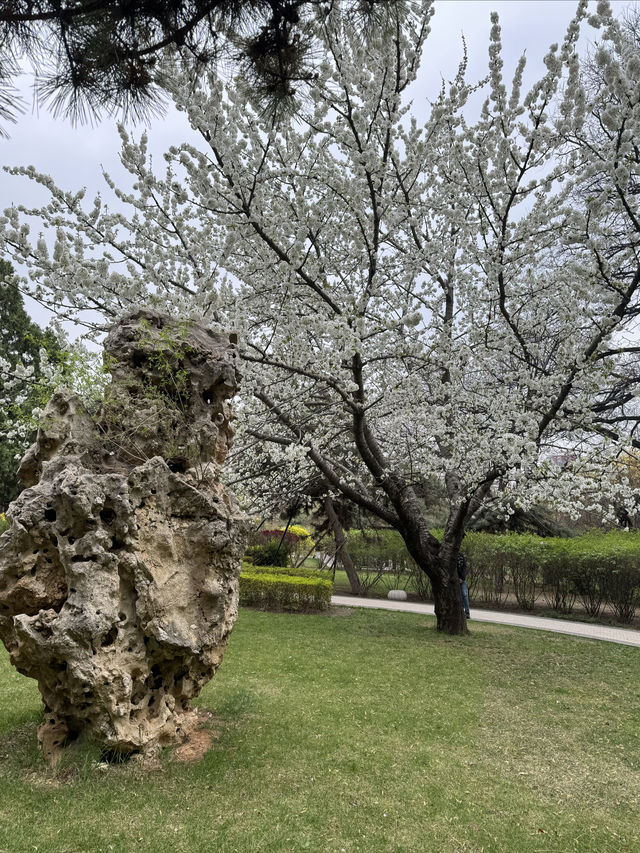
[431,570,468,635]
[324,495,361,596]
[391,498,468,634]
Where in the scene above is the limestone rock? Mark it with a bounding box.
[0,309,247,760]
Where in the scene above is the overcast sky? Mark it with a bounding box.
[0,0,632,328]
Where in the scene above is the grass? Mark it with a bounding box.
[1,607,639,852]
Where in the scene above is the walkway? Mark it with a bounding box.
[331,594,640,647]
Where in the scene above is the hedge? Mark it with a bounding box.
[239,570,332,613]
[337,527,640,623]
[463,531,640,622]
[242,561,332,580]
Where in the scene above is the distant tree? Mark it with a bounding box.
[0,0,392,134]
[0,260,60,509]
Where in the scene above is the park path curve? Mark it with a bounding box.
[331,594,640,647]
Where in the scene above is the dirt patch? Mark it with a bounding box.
[174,729,214,763]
[170,709,221,764]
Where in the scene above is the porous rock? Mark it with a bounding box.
[0,309,247,761]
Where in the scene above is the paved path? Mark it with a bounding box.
[331,594,640,647]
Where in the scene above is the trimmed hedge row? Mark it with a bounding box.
[463,531,640,622]
[240,570,332,612]
[241,561,332,580]
[340,527,640,623]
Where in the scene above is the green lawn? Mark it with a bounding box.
[0,608,639,852]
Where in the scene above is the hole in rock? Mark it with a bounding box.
[131,688,146,705]
[111,538,125,550]
[101,627,118,647]
[100,508,116,525]
[168,457,188,473]
[132,350,147,368]
[71,556,85,563]
[44,508,56,522]
[118,612,127,622]
[202,389,214,405]
[100,748,136,765]
[68,536,75,545]
[149,664,165,691]
[30,566,37,576]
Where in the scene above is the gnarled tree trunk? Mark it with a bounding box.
[431,569,468,635]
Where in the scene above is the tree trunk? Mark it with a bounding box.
[324,495,361,595]
[431,572,468,635]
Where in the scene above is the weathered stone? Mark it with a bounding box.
[0,309,247,761]
[387,589,408,602]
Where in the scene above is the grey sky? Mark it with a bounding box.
[0,0,631,328]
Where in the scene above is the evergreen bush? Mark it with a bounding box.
[239,571,332,612]
[242,562,332,580]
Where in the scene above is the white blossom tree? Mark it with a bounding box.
[2,0,640,633]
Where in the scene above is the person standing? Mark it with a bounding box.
[457,553,470,619]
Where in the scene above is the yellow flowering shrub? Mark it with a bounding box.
[278,524,316,562]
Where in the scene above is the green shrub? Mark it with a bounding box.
[243,562,332,580]
[240,571,332,612]
[328,525,640,621]
[0,513,8,535]
[346,528,415,593]
[569,549,609,618]
[579,539,640,623]
[540,540,576,615]
[245,540,291,567]
[462,531,508,606]
[245,528,301,567]
[239,571,332,612]
[604,563,640,623]
[497,534,543,611]
[462,529,640,621]
[411,567,432,602]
